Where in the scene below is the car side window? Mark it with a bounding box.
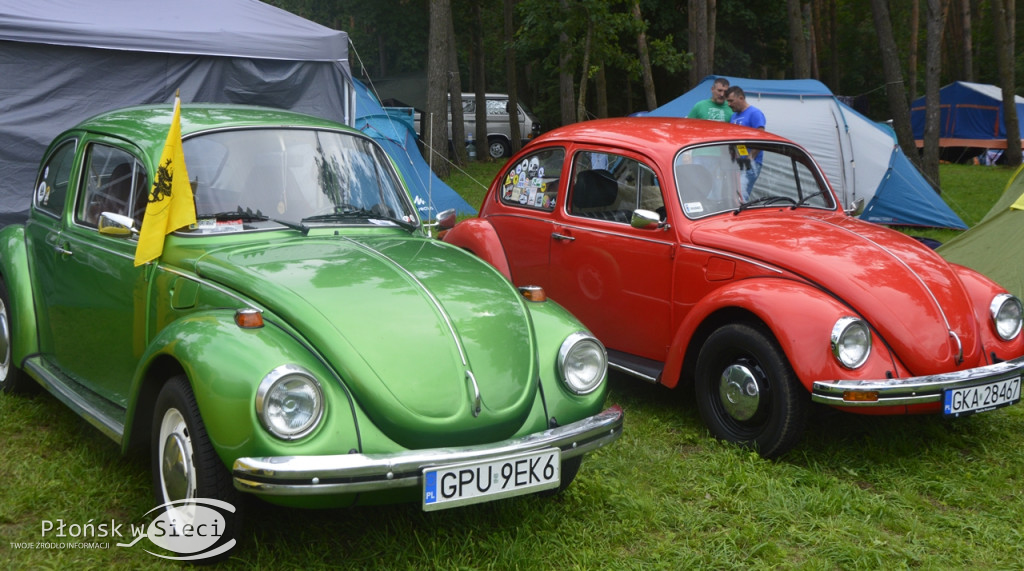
[34,140,77,218]
[498,148,564,211]
[569,151,662,223]
[76,144,148,229]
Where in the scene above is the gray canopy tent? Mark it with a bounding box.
[0,0,356,224]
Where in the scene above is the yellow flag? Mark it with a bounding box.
[134,96,196,266]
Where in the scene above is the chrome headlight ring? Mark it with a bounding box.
[255,365,325,440]
[557,332,608,395]
[991,293,1023,341]
[830,316,871,369]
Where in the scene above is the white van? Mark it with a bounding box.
[417,93,541,159]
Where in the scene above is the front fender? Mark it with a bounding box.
[124,310,360,462]
[661,278,901,391]
[441,218,512,280]
[0,225,39,366]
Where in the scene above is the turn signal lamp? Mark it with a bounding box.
[235,308,264,329]
[842,391,879,403]
[519,285,547,302]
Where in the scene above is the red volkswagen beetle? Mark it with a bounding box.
[442,117,1024,458]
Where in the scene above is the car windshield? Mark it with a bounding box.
[675,142,835,219]
[182,128,417,230]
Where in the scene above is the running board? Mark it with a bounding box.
[607,349,663,384]
[23,356,126,445]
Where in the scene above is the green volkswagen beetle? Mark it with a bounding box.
[0,104,622,554]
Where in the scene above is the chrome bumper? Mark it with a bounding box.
[233,405,623,496]
[811,356,1024,407]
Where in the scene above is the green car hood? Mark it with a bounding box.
[194,234,539,448]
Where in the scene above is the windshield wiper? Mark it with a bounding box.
[205,209,308,232]
[302,206,418,231]
[207,209,268,221]
[734,195,796,214]
[792,191,827,209]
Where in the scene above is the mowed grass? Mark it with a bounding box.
[2,162,1022,569]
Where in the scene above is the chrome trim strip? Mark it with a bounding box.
[232,405,624,496]
[341,237,469,368]
[811,356,1024,407]
[608,361,659,383]
[677,243,784,274]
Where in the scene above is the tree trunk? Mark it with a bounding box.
[921,0,945,188]
[869,0,920,168]
[787,0,810,77]
[471,0,488,161]
[688,0,708,85]
[633,0,657,110]
[577,21,592,123]
[504,0,522,152]
[992,0,1021,166]
[558,0,575,127]
[908,0,919,101]
[960,0,973,81]
[425,0,451,179]
[447,11,466,167]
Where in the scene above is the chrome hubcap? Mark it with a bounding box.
[159,408,194,502]
[719,363,761,421]
[0,298,10,379]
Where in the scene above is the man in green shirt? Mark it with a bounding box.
[687,77,733,122]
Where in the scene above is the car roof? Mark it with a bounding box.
[69,103,356,156]
[529,117,794,155]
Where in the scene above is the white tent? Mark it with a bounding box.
[648,76,966,229]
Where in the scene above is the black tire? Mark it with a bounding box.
[538,456,583,497]
[694,323,808,459]
[488,137,511,160]
[0,278,34,394]
[151,375,242,560]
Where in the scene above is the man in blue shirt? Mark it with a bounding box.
[726,86,766,200]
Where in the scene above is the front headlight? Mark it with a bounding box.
[558,332,607,395]
[991,293,1023,341]
[831,316,871,369]
[256,365,324,440]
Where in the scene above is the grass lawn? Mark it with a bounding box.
[2,162,1021,569]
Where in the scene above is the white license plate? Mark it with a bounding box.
[944,377,1021,417]
[422,448,560,511]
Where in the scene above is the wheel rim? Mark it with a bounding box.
[159,407,196,503]
[489,142,505,158]
[0,297,10,380]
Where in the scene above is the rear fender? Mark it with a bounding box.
[441,218,512,280]
[661,278,901,391]
[0,225,39,365]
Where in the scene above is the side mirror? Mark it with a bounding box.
[436,208,457,231]
[98,212,136,237]
[845,197,865,216]
[631,209,664,230]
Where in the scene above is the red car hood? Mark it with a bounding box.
[690,212,980,374]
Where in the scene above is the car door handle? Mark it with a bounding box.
[551,232,575,242]
[54,243,73,256]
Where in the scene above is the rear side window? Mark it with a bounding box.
[498,148,564,211]
[34,140,77,218]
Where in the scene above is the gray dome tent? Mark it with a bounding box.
[0,0,353,224]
